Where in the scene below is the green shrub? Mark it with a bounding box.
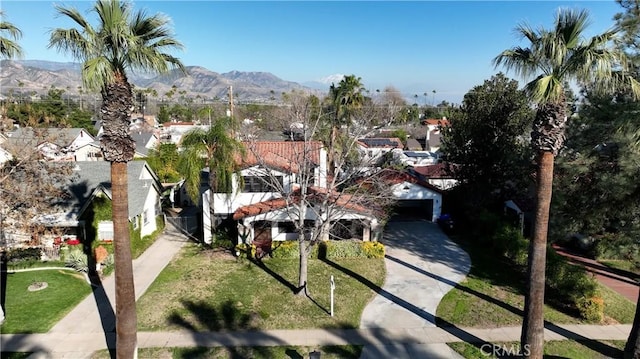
[493,224,528,266]
[546,248,599,319]
[592,233,639,262]
[271,241,299,259]
[362,241,385,258]
[6,247,41,262]
[235,243,256,259]
[65,249,88,273]
[576,295,604,322]
[322,240,363,258]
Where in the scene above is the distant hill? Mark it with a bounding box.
[0,60,322,103]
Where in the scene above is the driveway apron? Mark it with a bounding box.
[359,220,471,358]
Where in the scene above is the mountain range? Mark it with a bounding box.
[0,60,325,103]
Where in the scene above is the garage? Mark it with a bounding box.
[385,172,442,222]
[392,199,434,221]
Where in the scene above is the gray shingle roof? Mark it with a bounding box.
[59,161,160,223]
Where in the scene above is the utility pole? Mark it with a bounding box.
[228,86,234,118]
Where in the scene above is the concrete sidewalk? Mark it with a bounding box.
[1,324,632,358]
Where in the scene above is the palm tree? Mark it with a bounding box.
[327,74,365,174]
[0,11,23,59]
[494,8,639,358]
[179,116,244,244]
[48,1,184,357]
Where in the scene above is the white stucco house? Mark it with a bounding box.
[202,141,382,247]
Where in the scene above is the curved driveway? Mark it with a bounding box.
[359,220,471,358]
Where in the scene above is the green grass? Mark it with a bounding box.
[449,340,625,358]
[136,244,385,331]
[0,269,92,333]
[436,237,636,328]
[91,345,362,359]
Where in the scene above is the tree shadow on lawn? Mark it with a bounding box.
[249,258,330,315]
[168,299,277,358]
[321,257,623,358]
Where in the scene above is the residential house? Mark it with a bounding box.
[5,127,95,161]
[420,117,449,153]
[411,163,459,190]
[74,141,103,161]
[28,161,163,248]
[389,149,439,167]
[202,141,382,246]
[356,137,404,166]
[160,121,201,145]
[379,170,443,222]
[131,131,159,158]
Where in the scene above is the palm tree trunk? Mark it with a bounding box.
[521,151,554,358]
[112,161,137,359]
[624,291,640,358]
[100,78,137,359]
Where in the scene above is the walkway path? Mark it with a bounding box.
[359,220,471,358]
[553,244,639,304]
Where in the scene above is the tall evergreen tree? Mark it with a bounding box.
[49,1,184,356]
[440,73,533,212]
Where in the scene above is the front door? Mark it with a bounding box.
[252,221,272,258]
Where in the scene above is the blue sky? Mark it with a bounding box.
[1,1,623,104]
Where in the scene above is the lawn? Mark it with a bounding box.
[449,340,626,359]
[91,345,362,359]
[436,237,636,328]
[136,244,385,331]
[0,269,92,333]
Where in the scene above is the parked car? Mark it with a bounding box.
[437,214,454,233]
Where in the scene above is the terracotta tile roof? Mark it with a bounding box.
[241,141,323,173]
[413,163,456,178]
[233,197,291,220]
[420,118,450,127]
[232,186,379,220]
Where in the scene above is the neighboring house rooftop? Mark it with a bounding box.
[412,163,456,179]
[420,117,450,127]
[242,141,323,173]
[131,131,157,157]
[6,127,93,149]
[357,137,404,149]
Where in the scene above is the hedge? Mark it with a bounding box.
[235,240,385,260]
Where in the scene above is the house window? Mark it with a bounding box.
[243,176,283,192]
[278,222,296,233]
[143,209,150,225]
[98,221,114,241]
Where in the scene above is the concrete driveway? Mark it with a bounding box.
[359,220,471,358]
